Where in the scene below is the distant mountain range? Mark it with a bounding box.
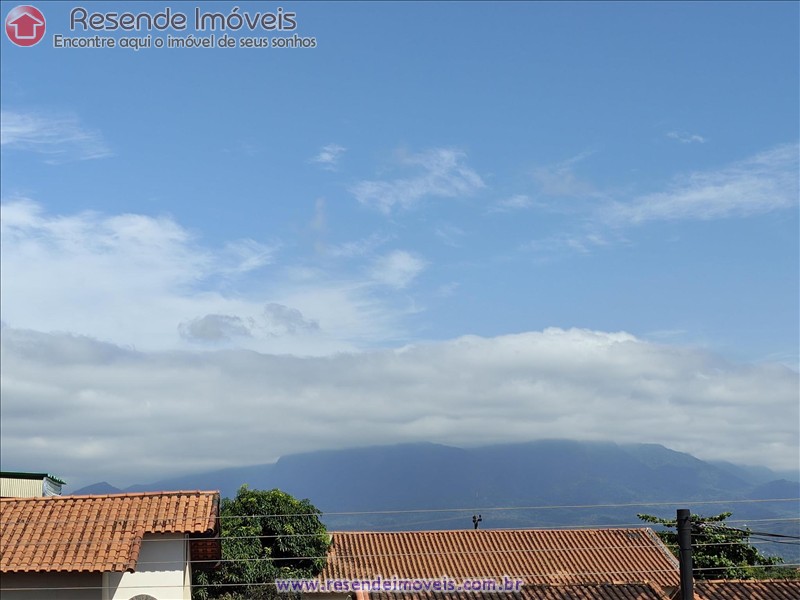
[72,440,799,559]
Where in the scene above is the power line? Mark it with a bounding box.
[3,536,798,558]
[708,525,800,540]
[8,520,799,546]
[5,535,796,559]
[2,496,797,526]
[2,520,796,544]
[2,538,674,555]
[123,539,796,567]
[316,497,800,517]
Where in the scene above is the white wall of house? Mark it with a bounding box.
[0,571,102,600]
[103,533,191,600]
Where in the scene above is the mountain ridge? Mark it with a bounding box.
[67,439,800,560]
[70,439,797,515]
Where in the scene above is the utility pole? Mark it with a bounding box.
[677,509,693,600]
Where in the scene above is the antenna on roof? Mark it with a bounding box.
[472,514,482,530]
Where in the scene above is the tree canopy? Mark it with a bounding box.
[194,486,330,600]
[638,511,786,580]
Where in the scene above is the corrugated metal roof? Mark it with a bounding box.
[0,478,46,499]
[0,472,66,485]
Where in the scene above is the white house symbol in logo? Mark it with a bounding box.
[5,5,46,46]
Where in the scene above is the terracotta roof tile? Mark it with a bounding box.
[323,529,679,589]
[367,583,671,600]
[0,490,219,573]
[693,580,800,600]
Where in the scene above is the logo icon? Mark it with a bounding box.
[5,5,46,47]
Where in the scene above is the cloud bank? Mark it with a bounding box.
[2,326,797,489]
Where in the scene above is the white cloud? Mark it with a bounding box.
[262,302,320,335]
[1,110,112,162]
[178,303,319,343]
[325,233,393,259]
[524,143,799,256]
[610,143,799,224]
[532,151,597,198]
[370,250,427,288]
[222,239,277,274]
[523,232,609,257]
[351,148,485,214]
[667,131,707,144]
[311,143,346,170]
[434,223,465,247]
[492,194,533,212]
[0,200,403,354]
[178,314,253,342]
[1,327,796,488]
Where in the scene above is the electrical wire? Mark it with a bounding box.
[2,520,797,546]
[2,496,797,526]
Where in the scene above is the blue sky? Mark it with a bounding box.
[1,2,798,487]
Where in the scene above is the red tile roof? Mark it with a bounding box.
[0,490,219,573]
[693,580,800,600]
[365,583,671,600]
[322,529,680,589]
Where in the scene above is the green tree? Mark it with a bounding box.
[638,511,784,580]
[194,486,331,600]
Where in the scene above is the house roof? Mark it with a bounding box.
[0,490,219,573]
[364,583,671,600]
[322,529,680,589]
[693,580,800,600]
[0,471,66,485]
